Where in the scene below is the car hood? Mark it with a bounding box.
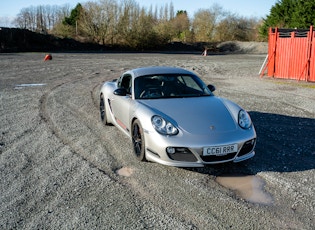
[139,96,239,134]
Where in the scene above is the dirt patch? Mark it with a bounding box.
[216,174,273,205]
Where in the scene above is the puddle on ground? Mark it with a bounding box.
[216,175,273,205]
[14,83,46,89]
[116,167,134,177]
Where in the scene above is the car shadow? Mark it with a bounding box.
[188,111,315,176]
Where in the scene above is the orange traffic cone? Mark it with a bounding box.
[44,54,52,61]
[202,48,207,56]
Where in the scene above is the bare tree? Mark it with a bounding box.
[14,4,70,32]
[81,0,119,45]
[36,5,45,32]
[80,2,102,43]
[169,2,175,20]
[116,0,140,46]
[170,11,190,42]
[192,9,213,42]
[192,4,226,42]
[216,14,259,41]
[45,5,58,30]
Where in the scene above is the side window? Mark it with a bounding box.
[118,74,132,94]
[182,76,200,90]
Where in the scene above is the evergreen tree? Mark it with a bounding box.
[63,3,82,27]
[259,0,315,38]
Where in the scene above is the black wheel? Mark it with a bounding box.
[100,95,109,125]
[132,119,146,161]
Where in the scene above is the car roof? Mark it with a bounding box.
[130,66,195,77]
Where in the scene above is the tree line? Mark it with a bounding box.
[13,0,262,49]
[12,0,315,49]
[14,4,71,32]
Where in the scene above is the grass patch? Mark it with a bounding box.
[272,80,315,89]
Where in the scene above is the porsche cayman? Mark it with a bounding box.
[99,66,256,167]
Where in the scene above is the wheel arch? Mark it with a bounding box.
[100,91,114,125]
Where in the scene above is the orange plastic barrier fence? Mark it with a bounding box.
[310,31,315,82]
[263,26,315,82]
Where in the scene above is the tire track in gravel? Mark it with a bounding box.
[1,90,45,156]
[39,78,120,182]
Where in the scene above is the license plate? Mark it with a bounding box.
[203,144,237,156]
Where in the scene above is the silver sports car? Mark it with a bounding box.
[100,66,256,167]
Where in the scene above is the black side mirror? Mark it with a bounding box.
[114,88,127,96]
[207,84,216,92]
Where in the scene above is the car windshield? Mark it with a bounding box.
[134,74,212,99]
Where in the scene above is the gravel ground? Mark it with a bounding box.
[0,52,314,229]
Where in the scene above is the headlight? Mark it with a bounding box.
[151,115,178,135]
[238,110,252,129]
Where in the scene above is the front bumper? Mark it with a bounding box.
[144,129,256,167]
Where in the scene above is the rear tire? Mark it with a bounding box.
[100,95,109,125]
[132,119,146,161]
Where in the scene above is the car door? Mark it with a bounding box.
[111,74,133,133]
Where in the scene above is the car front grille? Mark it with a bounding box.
[167,138,256,163]
[200,152,237,162]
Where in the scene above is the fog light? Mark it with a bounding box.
[166,147,175,154]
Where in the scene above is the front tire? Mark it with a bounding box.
[100,95,109,125]
[132,119,146,161]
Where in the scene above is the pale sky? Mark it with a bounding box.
[0,0,277,26]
